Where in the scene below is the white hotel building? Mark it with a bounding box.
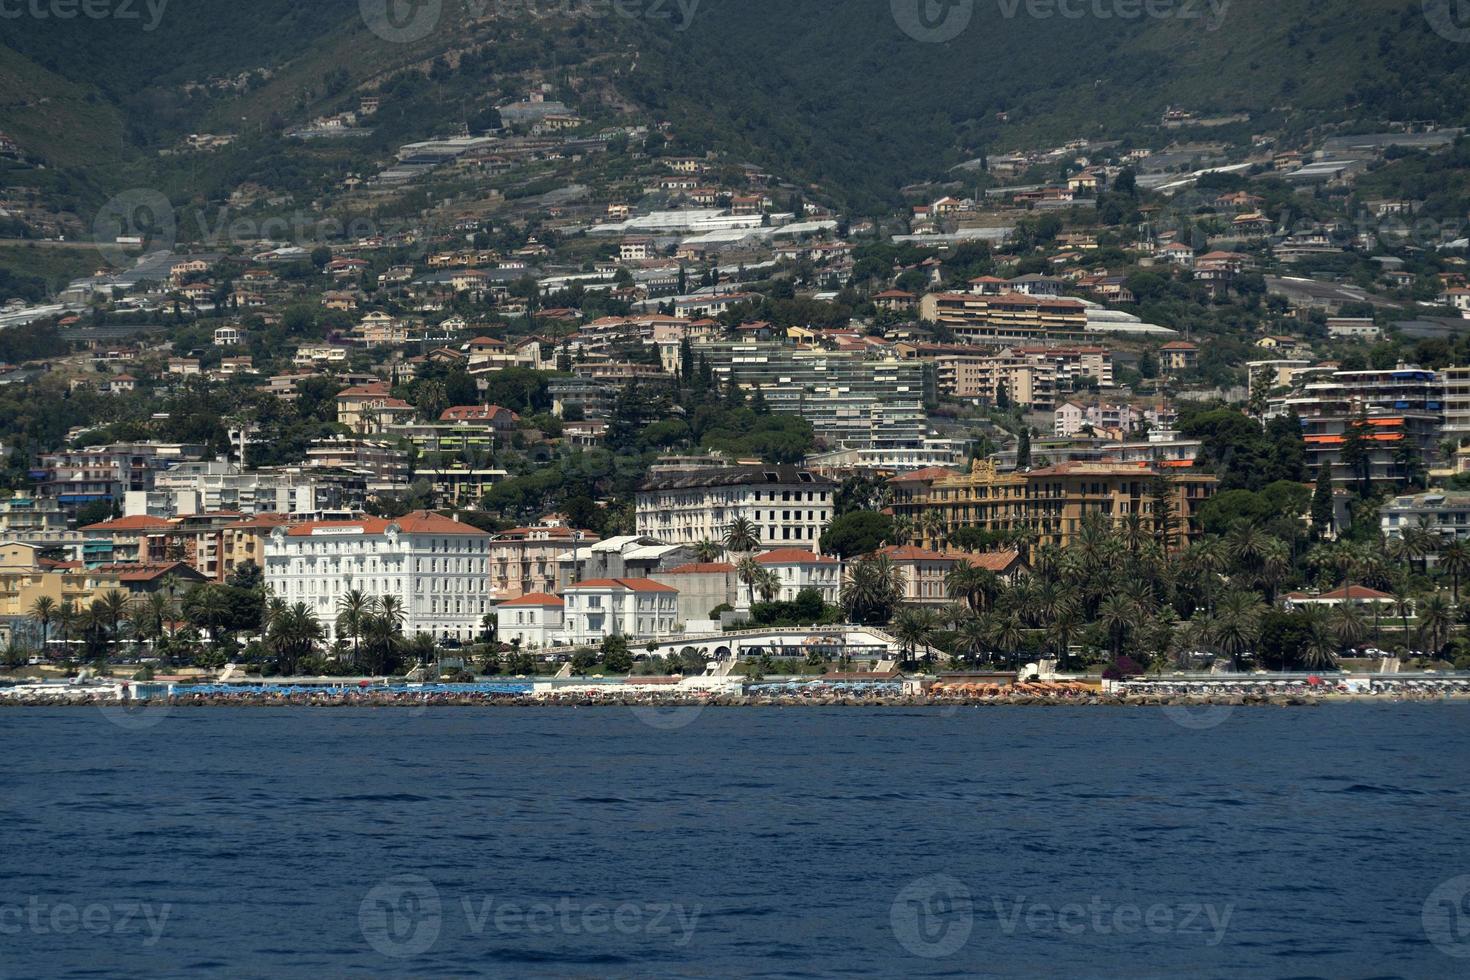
[264,511,491,642]
[635,465,836,549]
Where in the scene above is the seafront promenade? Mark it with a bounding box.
[3,673,1469,708]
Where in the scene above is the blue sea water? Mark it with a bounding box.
[1,704,1468,978]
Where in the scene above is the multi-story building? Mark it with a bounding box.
[488,524,599,601]
[1439,366,1470,443]
[79,515,176,567]
[33,442,208,513]
[1270,365,1443,487]
[650,562,739,623]
[304,438,411,491]
[753,548,841,603]
[1380,491,1470,546]
[0,496,79,555]
[263,511,492,643]
[873,545,967,604]
[898,343,1056,407]
[636,466,835,550]
[561,578,679,645]
[495,593,565,649]
[917,292,1089,345]
[892,460,1215,551]
[693,341,932,450]
[0,542,123,642]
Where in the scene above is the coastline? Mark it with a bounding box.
[3,691,1468,709]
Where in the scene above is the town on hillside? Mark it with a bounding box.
[3,81,1470,693]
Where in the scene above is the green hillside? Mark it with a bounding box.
[2,0,1467,209]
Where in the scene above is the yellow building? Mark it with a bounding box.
[894,460,1215,552]
[0,542,122,622]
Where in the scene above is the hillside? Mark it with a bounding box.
[1,0,1468,209]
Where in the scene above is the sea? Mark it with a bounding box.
[1,704,1467,978]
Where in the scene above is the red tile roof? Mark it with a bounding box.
[82,516,175,533]
[287,511,489,537]
[874,545,958,562]
[497,592,564,607]
[887,466,957,484]
[755,549,838,565]
[565,578,677,593]
[662,562,736,574]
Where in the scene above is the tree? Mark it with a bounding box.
[1211,590,1264,669]
[601,635,633,674]
[571,647,598,674]
[736,555,763,607]
[1418,593,1454,656]
[1311,461,1335,537]
[1439,541,1470,605]
[1340,407,1372,498]
[29,596,55,652]
[336,590,375,667]
[840,555,905,624]
[692,540,725,563]
[95,589,131,656]
[1016,427,1031,469]
[268,603,324,676]
[820,511,893,559]
[723,517,760,554]
[891,606,939,666]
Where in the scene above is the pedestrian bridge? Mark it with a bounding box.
[638,625,900,666]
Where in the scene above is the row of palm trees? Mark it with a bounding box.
[834,512,1469,672]
[20,586,429,677]
[28,590,153,657]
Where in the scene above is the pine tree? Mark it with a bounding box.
[1311,461,1335,538]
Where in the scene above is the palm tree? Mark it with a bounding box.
[1119,513,1149,556]
[736,555,763,607]
[1211,589,1264,670]
[1391,587,1416,652]
[756,568,781,604]
[918,510,947,550]
[723,517,760,555]
[692,539,725,563]
[989,614,1027,670]
[1228,525,1272,575]
[954,614,990,667]
[886,514,915,547]
[1332,600,1367,650]
[268,602,324,676]
[28,596,56,652]
[1301,610,1340,669]
[96,589,131,656]
[840,555,905,625]
[377,595,405,633]
[1417,592,1454,656]
[54,601,76,655]
[1438,540,1470,605]
[945,563,998,612]
[891,606,939,666]
[335,589,375,666]
[405,633,439,671]
[1096,594,1138,658]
